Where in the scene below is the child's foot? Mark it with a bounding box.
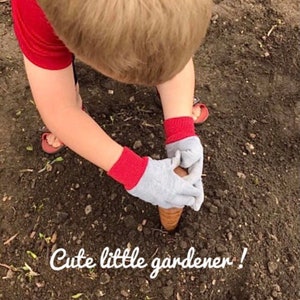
[192,104,201,121]
[192,101,209,124]
[41,131,65,154]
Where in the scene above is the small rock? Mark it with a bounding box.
[227,207,237,218]
[162,286,174,299]
[95,289,105,297]
[199,283,207,294]
[199,249,208,257]
[99,272,111,285]
[271,290,278,298]
[209,205,218,214]
[268,261,278,274]
[203,202,211,209]
[245,142,255,153]
[139,280,150,294]
[85,205,92,215]
[216,245,227,254]
[51,231,58,243]
[120,290,130,297]
[227,232,233,241]
[237,172,246,179]
[133,140,143,149]
[176,292,183,300]
[213,199,222,208]
[272,284,281,292]
[137,224,143,232]
[110,193,117,201]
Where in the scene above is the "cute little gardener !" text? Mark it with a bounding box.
[49,246,241,279]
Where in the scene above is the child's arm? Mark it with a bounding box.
[24,56,201,209]
[24,56,123,171]
[156,58,194,120]
[157,58,205,211]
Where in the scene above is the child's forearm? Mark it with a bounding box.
[24,56,123,171]
[156,58,195,120]
[43,107,123,171]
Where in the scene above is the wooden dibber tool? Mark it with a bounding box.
[158,166,187,232]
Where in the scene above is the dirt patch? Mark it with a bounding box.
[0,1,299,299]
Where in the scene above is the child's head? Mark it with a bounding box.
[38,0,212,85]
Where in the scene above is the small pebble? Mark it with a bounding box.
[120,290,130,297]
[199,283,207,294]
[268,261,278,274]
[85,205,92,215]
[245,142,255,153]
[199,249,208,257]
[99,272,111,285]
[209,205,218,214]
[139,280,150,294]
[271,290,278,298]
[227,207,237,218]
[133,140,142,149]
[237,172,246,179]
[137,224,143,232]
[216,245,228,254]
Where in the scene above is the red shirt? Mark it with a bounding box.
[11,0,72,69]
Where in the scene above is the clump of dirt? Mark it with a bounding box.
[0,1,299,299]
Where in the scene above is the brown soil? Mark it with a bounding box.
[0,1,299,299]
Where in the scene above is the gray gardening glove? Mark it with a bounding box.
[165,136,204,211]
[128,151,201,209]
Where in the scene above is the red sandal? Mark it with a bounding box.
[193,97,209,124]
[41,129,65,154]
[40,105,88,154]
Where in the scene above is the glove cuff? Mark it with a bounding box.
[107,147,148,190]
[164,116,196,144]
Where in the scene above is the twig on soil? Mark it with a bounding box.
[3,232,19,245]
[149,247,159,261]
[0,263,13,270]
[19,169,34,173]
[267,25,277,37]
[0,85,8,93]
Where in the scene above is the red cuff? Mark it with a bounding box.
[107,147,148,190]
[164,117,196,144]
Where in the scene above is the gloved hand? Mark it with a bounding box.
[164,117,204,211]
[166,136,203,183]
[108,147,201,209]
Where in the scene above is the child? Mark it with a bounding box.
[11,0,212,210]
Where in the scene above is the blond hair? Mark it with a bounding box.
[38,0,212,85]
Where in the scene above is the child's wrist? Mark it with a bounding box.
[164,116,196,144]
[107,147,148,190]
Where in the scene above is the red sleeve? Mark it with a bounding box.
[11,0,73,70]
